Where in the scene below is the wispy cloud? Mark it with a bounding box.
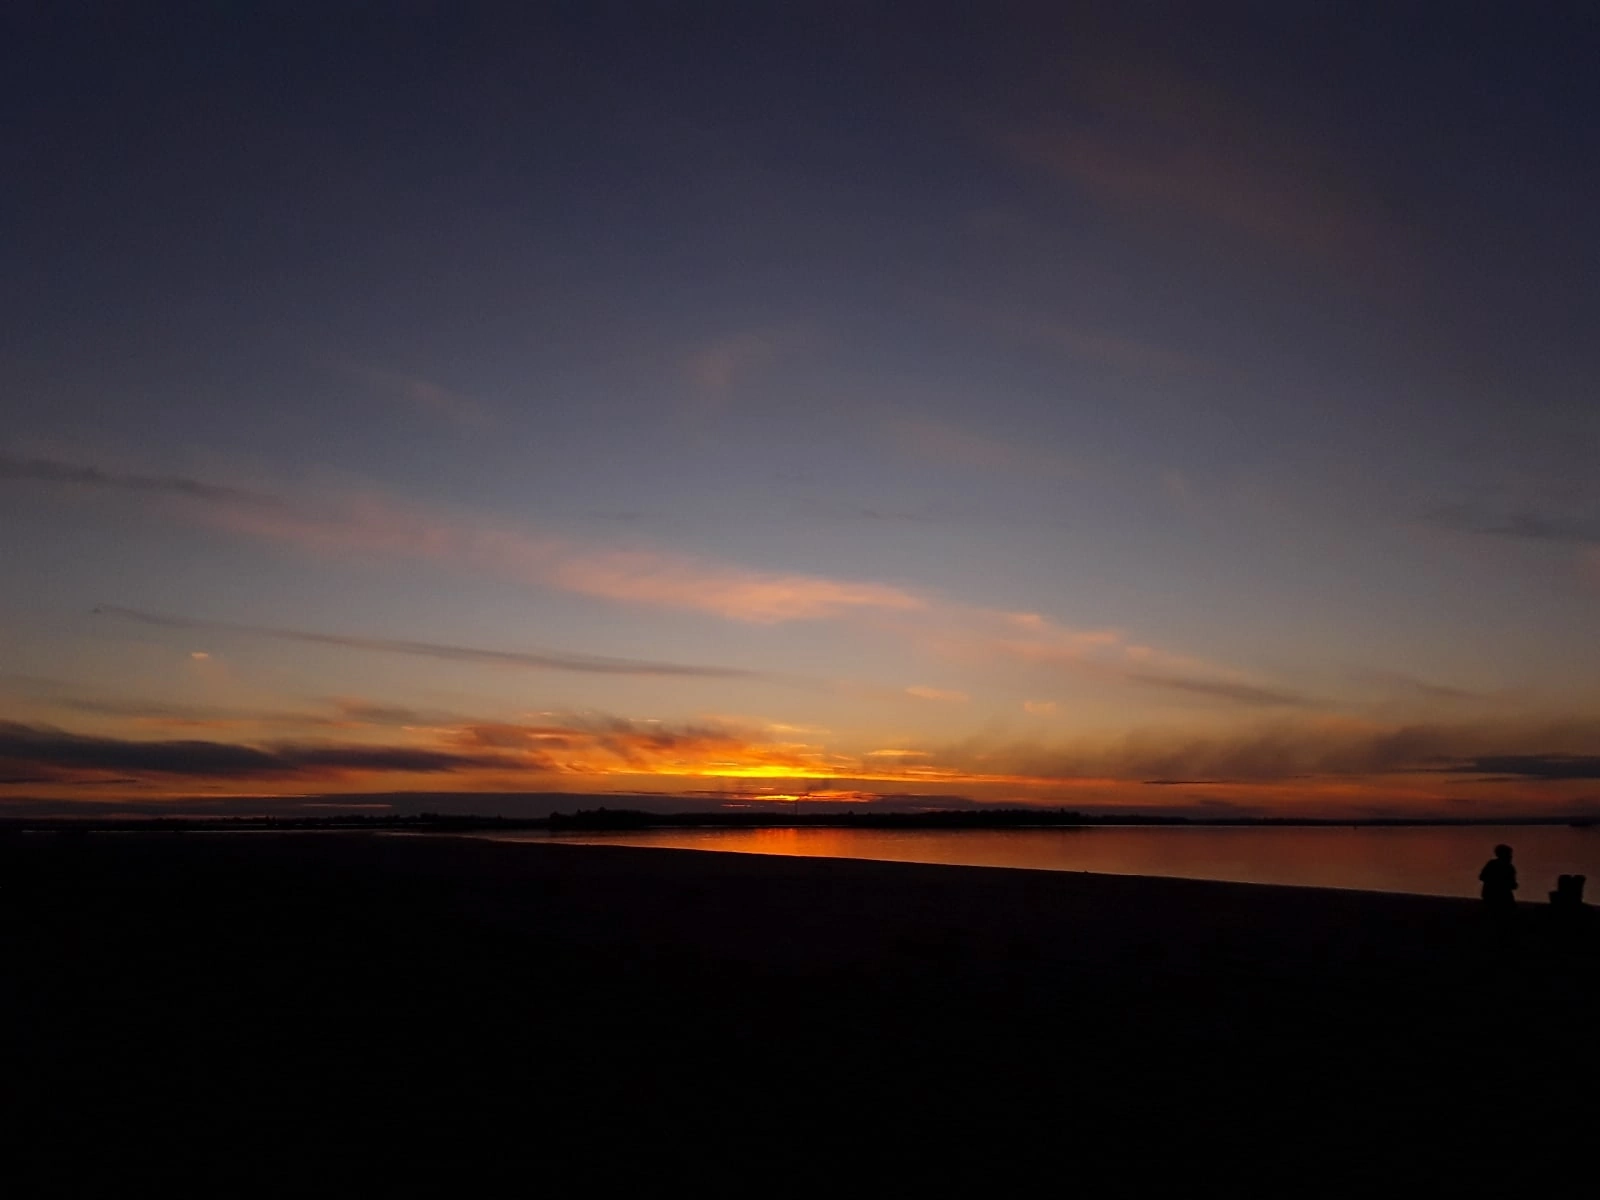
[12,451,925,625]
[97,606,765,679]
[923,293,1215,380]
[0,453,285,509]
[683,326,808,412]
[1119,672,1310,708]
[905,685,969,703]
[1006,316,1215,377]
[54,696,346,730]
[337,361,491,428]
[886,417,1072,475]
[1005,62,1400,282]
[943,609,1315,709]
[550,551,925,623]
[26,452,1306,704]
[901,717,1600,789]
[1427,503,1600,546]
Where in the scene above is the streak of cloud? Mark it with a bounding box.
[0,720,511,780]
[337,360,492,427]
[923,292,1217,380]
[96,606,766,680]
[0,453,284,509]
[1445,755,1600,781]
[1005,60,1399,281]
[1121,672,1311,708]
[905,685,970,703]
[1427,503,1600,546]
[550,551,924,623]
[13,452,922,625]
[949,610,1316,709]
[886,417,1071,476]
[29,454,1296,701]
[927,718,1600,787]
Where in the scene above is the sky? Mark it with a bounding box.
[3,3,1599,818]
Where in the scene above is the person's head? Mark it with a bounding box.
[1495,844,1513,861]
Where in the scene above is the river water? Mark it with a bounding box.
[486,824,1600,899]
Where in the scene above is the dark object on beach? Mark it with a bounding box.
[1479,844,1517,907]
[1549,874,1586,908]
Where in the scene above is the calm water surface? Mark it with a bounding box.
[487,825,1600,899]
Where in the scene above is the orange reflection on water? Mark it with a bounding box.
[499,825,1600,899]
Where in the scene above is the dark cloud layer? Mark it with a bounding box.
[1448,755,1600,781]
[947,720,1600,786]
[0,720,509,780]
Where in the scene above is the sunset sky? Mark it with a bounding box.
[4,5,1599,817]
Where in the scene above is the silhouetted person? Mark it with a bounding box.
[1479,844,1517,908]
[1549,874,1586,909]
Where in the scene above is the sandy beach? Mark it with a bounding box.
[4,832,1594,1185]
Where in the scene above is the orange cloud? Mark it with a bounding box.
[20,454,925,626]
[935,609,1312,709]
[9,709,1600,818]
[551,550,925,623]
[906,685,970,703]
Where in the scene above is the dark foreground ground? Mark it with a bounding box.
[3,832,1597,1188]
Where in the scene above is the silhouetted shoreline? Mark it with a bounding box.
[4,831,1596,1186]
[3,806,1597,834]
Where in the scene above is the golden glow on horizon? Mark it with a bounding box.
[7,675,1600,816]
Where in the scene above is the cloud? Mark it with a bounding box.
[11,452,921,625]
[886,417,1070,475]
[1023,700,1057,715]
[1443,755,1600,781]
[1355,670,1482,703]
[905,686,969,703]
[1120,672,1310,708]
[683,326,808,411]
[0,453,284,509]
[13,703,1600,805]
[550,552,924,623]
[447,715,834,778]
[54,696,344,730]
[925,294,1216,380]
[338,361,491,427]
[934,718,1600,787]
[0,720,510,780]
[1004,61,1400,282]
[951,610,1315,709]
[1427,504,1600,547]
[329,699,430,725]
[26,453,1298,698]
[1012,128,1358,262]
[97,606,765,679]
[1007,318,1214,377]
